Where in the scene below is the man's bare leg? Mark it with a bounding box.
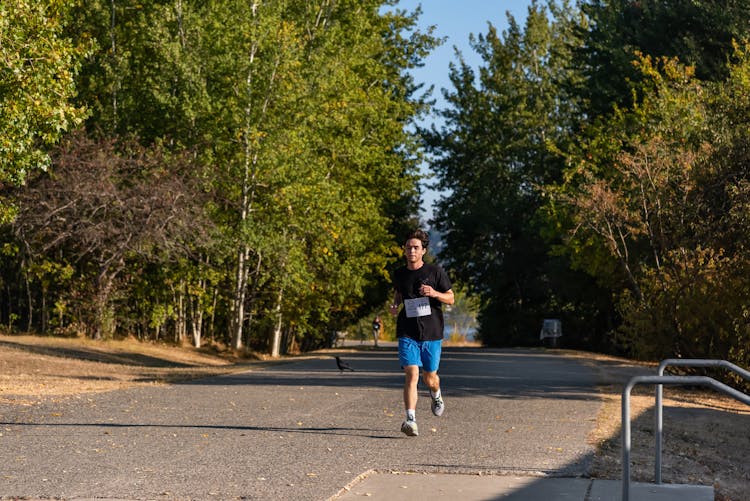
[401,365,420,436]
[422,370,440,394]
[403,365,419,413]
[423,370,444,417]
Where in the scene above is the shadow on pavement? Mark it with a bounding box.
[181,347,606,403]
[0,419,399,440]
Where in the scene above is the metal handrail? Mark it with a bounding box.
[621,374,750,501]
[655,359,750,483]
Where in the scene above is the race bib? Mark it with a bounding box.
[404,297,431,318]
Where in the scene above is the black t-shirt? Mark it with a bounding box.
[393,262,452,341]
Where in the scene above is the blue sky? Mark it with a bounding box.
[397,1,532,111]
[392,0,533,220]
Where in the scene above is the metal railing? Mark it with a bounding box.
[655,359,750,483]
[621,370,750,501]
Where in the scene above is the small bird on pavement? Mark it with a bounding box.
[335,356,354,373]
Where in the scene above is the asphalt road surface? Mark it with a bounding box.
[0,347,630,500]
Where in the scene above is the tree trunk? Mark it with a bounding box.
[23,267,33,332]
[209,286,218,342]
[242,252,262,348]
[270,286,283,357]
[93,273,114,340]
[174,279,186,344]
[109,0,119,129]
[189,278,205,348]
[93,257,125,340]
[231,13,281,349]
[191,307,202,348]
[230,244,249,349]
[41,288,47,334]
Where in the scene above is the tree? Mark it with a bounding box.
[13,132,212,338]
[558,48,750,369]
[196,0,436,353]
[0,0,88,222]
[575,0,750,118]
[425,1,601,346]
[2,0,438,350]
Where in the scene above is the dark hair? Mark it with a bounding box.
[404,229,429,249]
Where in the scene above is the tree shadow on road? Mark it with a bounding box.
[0,419,400,440]
[180,347,608,404]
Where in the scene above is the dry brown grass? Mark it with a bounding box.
[569,351,750,501]
[0,334,254,404]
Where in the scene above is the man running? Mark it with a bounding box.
[389,229,454,437]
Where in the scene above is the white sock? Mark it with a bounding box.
[431,388,442,400]
[406,409,416,421]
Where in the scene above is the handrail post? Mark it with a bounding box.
[655,379,663,483]
[622,380,634,501]
[655,361,668,484]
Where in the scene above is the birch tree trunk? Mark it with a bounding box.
[229,16,259,350]
[270,286,284,358]
[230,244,249,349]
[189,287,204,349]
[229,1,280,349]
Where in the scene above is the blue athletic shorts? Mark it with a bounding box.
[398,337,442,372]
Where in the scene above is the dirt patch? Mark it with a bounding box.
[0,334,255,403]
[1,335,748,499]
[572,351,750,501]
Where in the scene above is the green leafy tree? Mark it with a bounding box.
[575,0,750,118]
[558,48,750,371]
[425,1,603,346]
[195,0,437,353]
[66,0,228,345]
[0,0,88,222]
[5,0,437,352]
[13,133,212,339]
[67,0,210,143]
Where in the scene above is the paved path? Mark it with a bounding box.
[0,347,637,500]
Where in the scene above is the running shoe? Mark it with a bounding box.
[431,395,445,417]
[400,419,419,436]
